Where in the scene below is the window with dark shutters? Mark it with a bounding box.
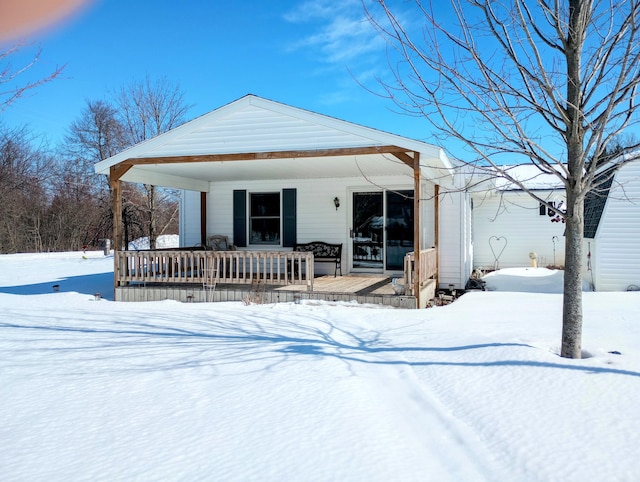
[232,188,297,247]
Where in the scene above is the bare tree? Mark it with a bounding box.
[114,75,190,144]
[54,101,123,250]
[0,43,65,253]
[66,100,126,164]
[1,42,64,112]
[0,125,52,252]
[114,76,190,248]
[366,0,640,358]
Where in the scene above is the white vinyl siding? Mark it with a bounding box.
[588,161,640,291]
[179,190,203,247]
[161,104,384,156]
[439,190,470,288]
[472,190,566,269]
[206,177,350,249]
[183,178,472,288]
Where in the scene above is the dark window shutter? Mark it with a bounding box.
[282,188,297,247]
[233,190,247,247]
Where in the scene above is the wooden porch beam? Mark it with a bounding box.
[391,150,416,169]
[116,145,410,166]
[109,163,134,183]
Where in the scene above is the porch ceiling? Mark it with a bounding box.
[108,147,449,192]
[132,153,398,179]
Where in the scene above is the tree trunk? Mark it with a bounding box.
[560,0,587,359]
[561,188,584,358]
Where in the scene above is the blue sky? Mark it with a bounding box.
[2,0,437,148]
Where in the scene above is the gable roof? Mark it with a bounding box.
[584,166,616,239]
[95,95,453,191]
[583,151,640,238]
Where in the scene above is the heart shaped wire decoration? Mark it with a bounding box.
[489,236,508,270]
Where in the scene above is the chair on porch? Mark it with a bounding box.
[206,235,236,251]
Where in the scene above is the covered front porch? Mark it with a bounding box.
[113,247,437,308]
[95,95,456,308]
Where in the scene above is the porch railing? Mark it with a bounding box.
[115,250,314,290]
[403,248,437,296]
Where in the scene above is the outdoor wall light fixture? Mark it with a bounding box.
[333,197,340,210]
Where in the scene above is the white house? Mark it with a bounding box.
[471,165,567,270]
[583,156,640,291]
[95,95,473,307]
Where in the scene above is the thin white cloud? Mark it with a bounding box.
[284,0,361,24]
[316,90,352,106]
[284,0,384,65]
[284,0,414,106]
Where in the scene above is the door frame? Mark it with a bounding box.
[349,189,384,273]
[347,186,414,275]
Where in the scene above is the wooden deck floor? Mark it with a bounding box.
[115,274,416,308]
[279,274,396,295]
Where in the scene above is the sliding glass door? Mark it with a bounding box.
[352,192,384,269]
[351,190,414,271]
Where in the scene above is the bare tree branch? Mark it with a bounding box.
[365,0,640,358]
[0,42,64,112]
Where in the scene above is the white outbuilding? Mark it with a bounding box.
[583,155,640,291]
[471,165,567,270]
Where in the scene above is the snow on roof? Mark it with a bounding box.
[494,164,565,191]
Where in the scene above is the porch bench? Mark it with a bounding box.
[293,241,343,277]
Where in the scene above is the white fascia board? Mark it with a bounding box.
[95,157,113,175]
[437,148,454,171]
[421,165,455,188]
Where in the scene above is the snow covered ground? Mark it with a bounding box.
[1,253,638,481]
[127,234,180,250]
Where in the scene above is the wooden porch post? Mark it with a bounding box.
[110,163,133,294]
[111,179,123,251]
[110,171,123,292]
[413,152,421,308]
[200,191,207,246]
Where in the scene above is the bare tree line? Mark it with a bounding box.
[0,75,187,253]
